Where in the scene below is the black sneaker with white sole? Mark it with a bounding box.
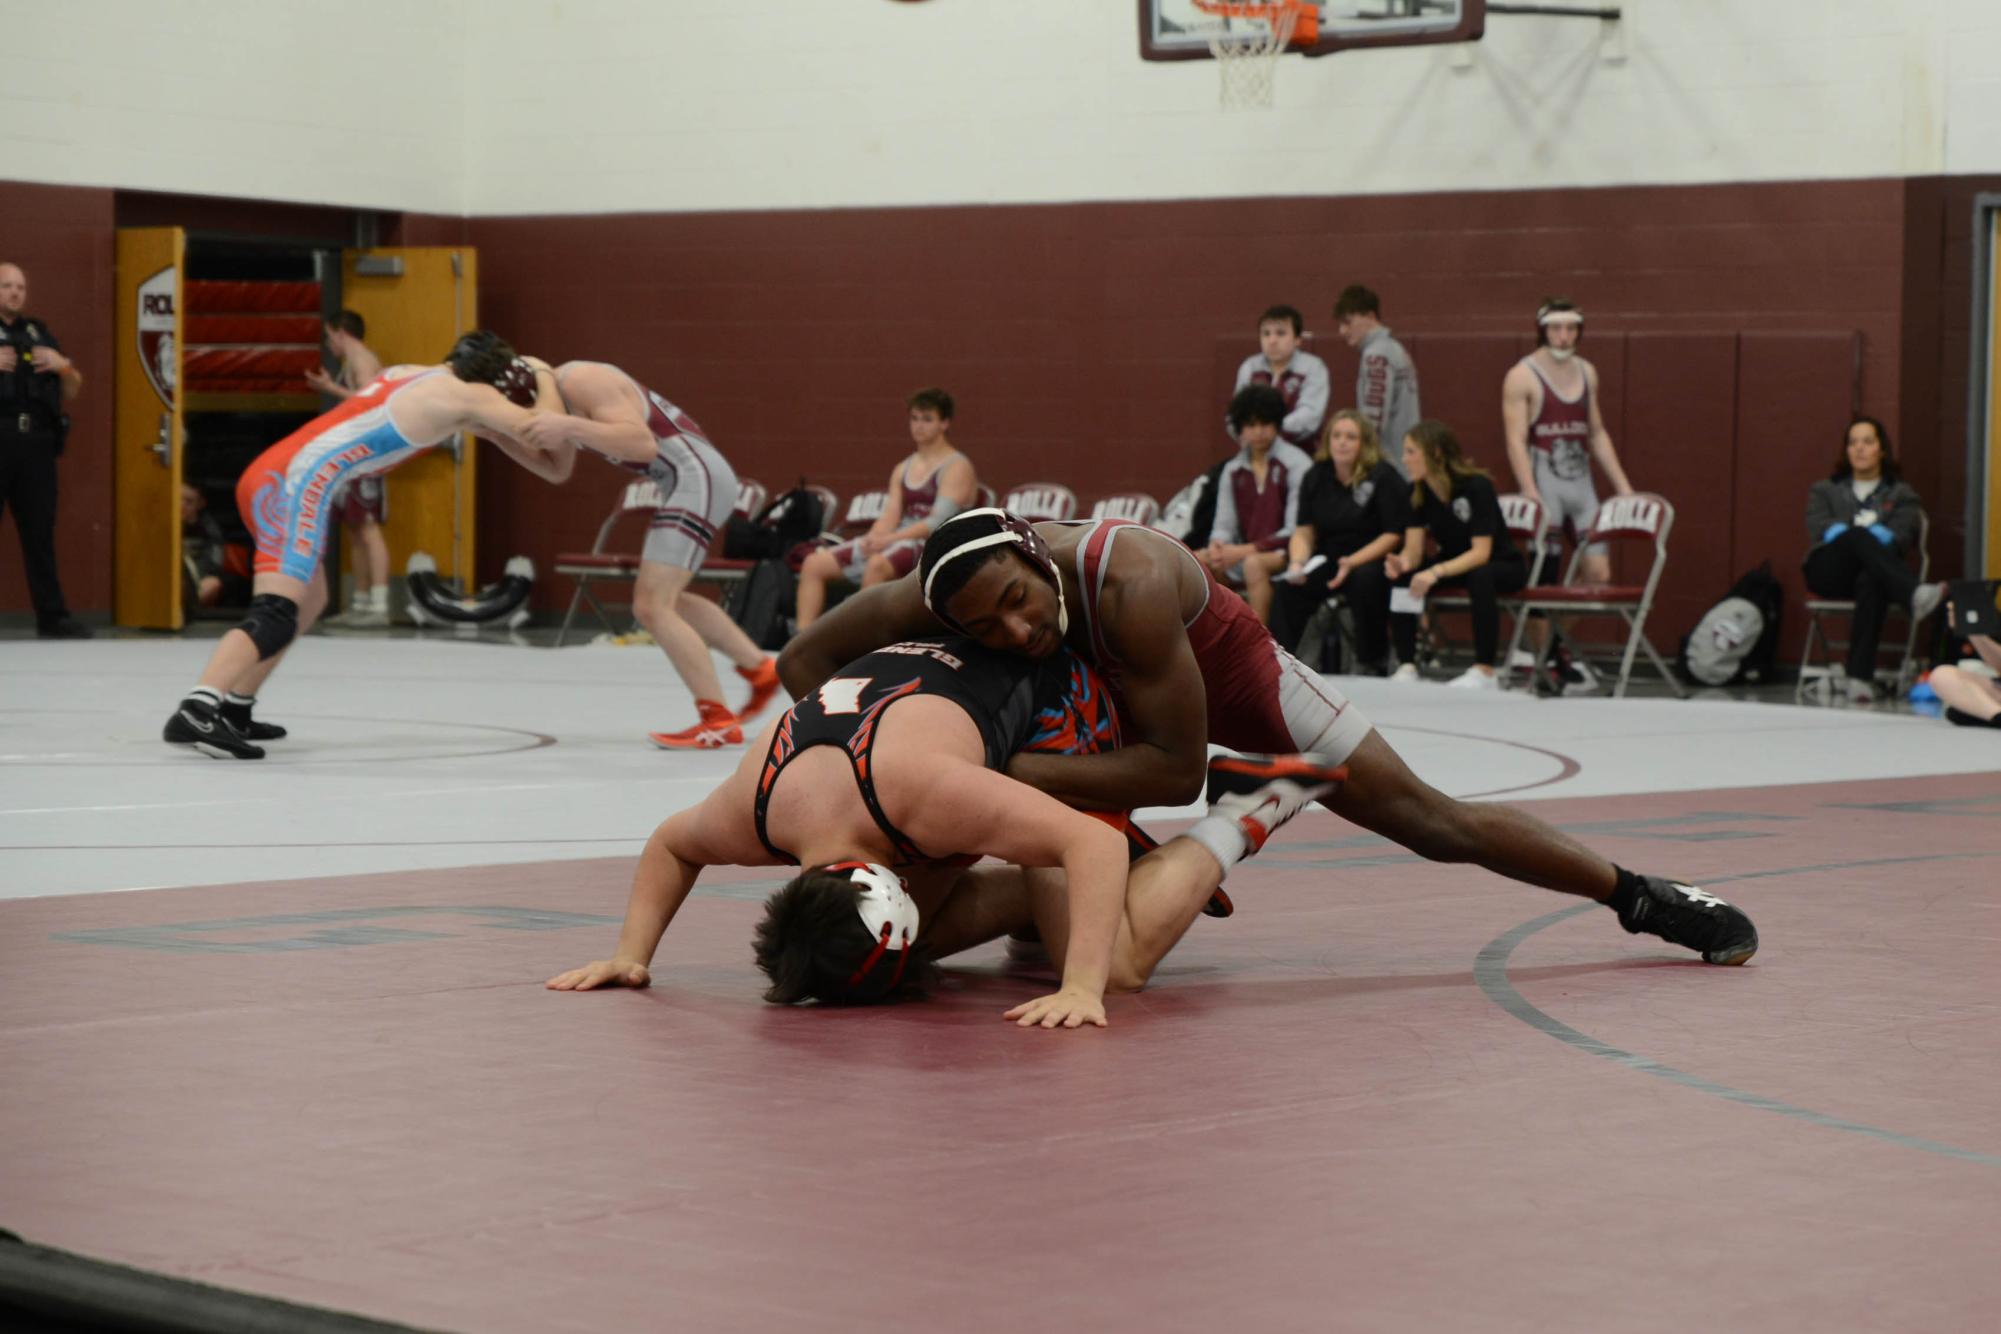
[1616,875,1758,965]
[163,697,266,760]
[220,701,287,741]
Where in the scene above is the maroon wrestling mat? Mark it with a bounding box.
[4,772,1999,1332]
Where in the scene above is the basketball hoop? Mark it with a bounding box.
[1190,0,1318,110]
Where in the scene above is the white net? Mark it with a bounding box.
[1204,6,1298,111]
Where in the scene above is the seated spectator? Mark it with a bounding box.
[180,483,251,609]
[1802,416,1945,704]
[1199,384,1313,625]
[1931,603,2001,728]
[1385,420,1527,690]
[795,388,977,629]
[1234,303,1330,452]
[1269,410,1405,674]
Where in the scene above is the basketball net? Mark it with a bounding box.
[1199,2,1303,110]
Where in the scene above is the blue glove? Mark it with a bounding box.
[1821,523,1848,544]
[1868,523,1894,546]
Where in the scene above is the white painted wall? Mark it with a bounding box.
[5,0,468,212]
[8,0,1999,215]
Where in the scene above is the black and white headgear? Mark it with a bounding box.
[919,508,1068,636]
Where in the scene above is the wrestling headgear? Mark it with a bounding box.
[1536,299,1584,357]
[920,508,1068,637]
[822,861,921,992]
[444,330,538,406]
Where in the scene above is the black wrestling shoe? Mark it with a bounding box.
[221,701,287,741]
[1204,753,1347,855]
[163,697,266,760]
[1616,875,1758,965]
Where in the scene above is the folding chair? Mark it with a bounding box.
[1502,493,1685,699]
[1428,493,1548,662]
[806,484,840,533]
[838,489,888,536]
[553,480,662,646]
[976,483,998,511]
[1796,511,1931,701]
[1002,483,1078,523]
[1089,492,1162,526]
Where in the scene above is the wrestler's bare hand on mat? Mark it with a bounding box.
[1004,987,1107,1030]
[545,960,652,991]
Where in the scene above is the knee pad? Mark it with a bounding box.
[238,594,299,661]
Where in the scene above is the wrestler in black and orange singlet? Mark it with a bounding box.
[754,638,1117,864]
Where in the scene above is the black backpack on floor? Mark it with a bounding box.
[1678,561,1784,686]
[722,559,798,651]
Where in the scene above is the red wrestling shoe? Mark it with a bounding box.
[649,700,743,750]
[736,657,784,721]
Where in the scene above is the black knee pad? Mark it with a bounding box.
[239,594,299,661]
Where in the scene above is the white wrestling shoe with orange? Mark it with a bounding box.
[1204,753,1347,855]
[648,700,744,750]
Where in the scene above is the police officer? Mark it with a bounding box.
[0,262,90,638]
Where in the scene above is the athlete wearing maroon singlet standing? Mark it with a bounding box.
[778,508,1762,967]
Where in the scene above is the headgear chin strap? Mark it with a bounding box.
[922,508,1067,637]
[822,861,921,990]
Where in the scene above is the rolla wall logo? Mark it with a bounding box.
[137,267,177,407]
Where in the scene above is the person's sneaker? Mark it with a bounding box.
[1389,662,1422,683]
[1615,875,1758,965]
[220,700,287,741]
[36,617,93,640]
[1204,754,1347,855]
[1910,581,1946,621]
[1559,658,1602,697]
[163,697,266,760]
[1446,666,1501,691]
[1844,676,1877,705]
[737,658,784,721]
[652,704,748,748]
[343,606,391,628]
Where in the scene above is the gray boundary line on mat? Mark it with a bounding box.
[1475,852,2001,1168]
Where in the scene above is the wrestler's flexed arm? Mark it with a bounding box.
[1002,558,1209,811]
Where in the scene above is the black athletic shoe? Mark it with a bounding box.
[163,698,266,760]
[1617,875,1758,965]
[1204,753,1348,855]
[221,704,287,741]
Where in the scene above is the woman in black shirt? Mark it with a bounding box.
[1270,409,1406,673]
[1386,419,1527,688]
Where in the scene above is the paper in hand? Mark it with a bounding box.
[1390,586,1425,615]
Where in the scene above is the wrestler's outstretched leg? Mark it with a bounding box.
[1325,730,1757,964]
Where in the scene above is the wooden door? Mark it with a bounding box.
[339,247,478,585]
[113,228,185,629]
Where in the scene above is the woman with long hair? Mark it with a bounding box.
[1270,409,1407,673]
[1385,420,1528,688]
[1802,416,1944,704]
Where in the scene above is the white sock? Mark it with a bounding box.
[225,692,256,708]
[184,686,224,708]
[1183,814,1250,880]
[365,586,389,612]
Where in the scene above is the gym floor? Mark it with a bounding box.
[3,628,1998,1332]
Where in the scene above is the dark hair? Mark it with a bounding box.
[1406,418,1487,509]
[1333,285,1381,320]
[331,309,366,340]
[1831,415,1900,486]
[444,329,536,406]
[1534,296,1581,348]
[1259,304,1303,336]
[1227,383,1289,435]
[919,510,1013,613]
[753,871,932,1005]
[907,387,955,421]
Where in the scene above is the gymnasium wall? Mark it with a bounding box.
[16,3,2001,218]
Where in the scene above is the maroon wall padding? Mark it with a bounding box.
[1622,334,1742,640]
[181,347,320,380]
[182,280,321,314]
[0,180,116,618]
[183,315,322,344]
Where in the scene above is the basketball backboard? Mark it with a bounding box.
[1138,0,1485,61]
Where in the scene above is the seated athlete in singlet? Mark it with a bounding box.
[792,388,978,631]
[516,361,782,750]
[777,510,1762,967]
[547,635,1342,1028]
[161,332,574,761]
